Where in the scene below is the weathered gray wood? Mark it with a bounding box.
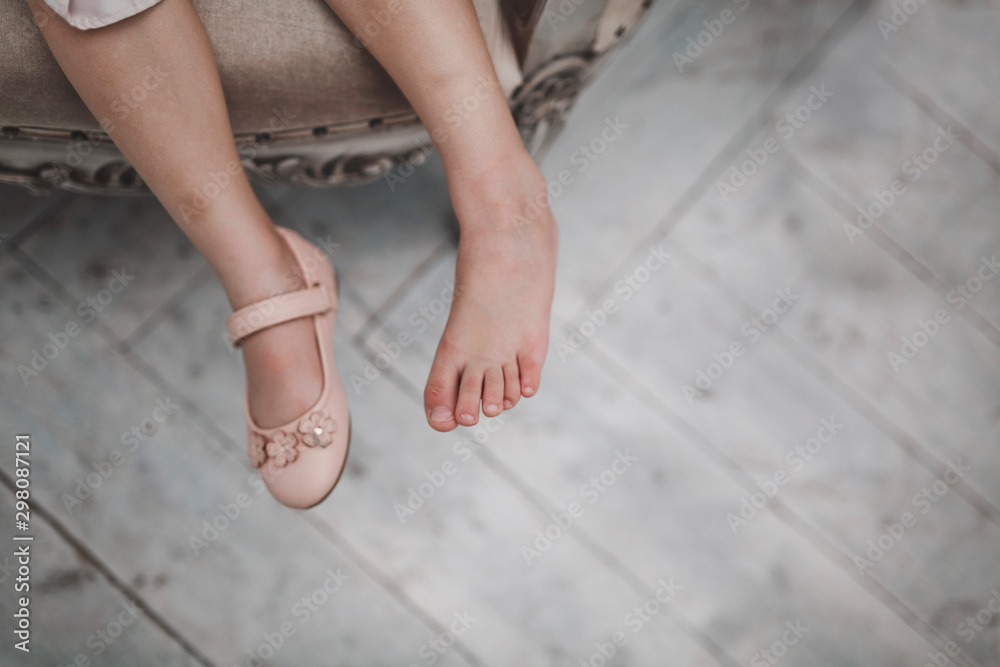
[2,0,999,663]
[542,0,855,324]
[664,158,1000,660]
[856,0,1000,158]
[0,253,472,667]
[132,256,722,666]
[361,253,947,666]
[0,484,201,667]
[17,197,207,342]
[763,49,1000,509]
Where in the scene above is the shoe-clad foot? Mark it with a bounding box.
[229,227,351,509]
[239,232,324,429]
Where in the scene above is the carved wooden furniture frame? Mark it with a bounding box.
[0,0,652,196]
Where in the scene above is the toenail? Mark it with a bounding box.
[429,406,453,423]
[459,413,475,423]
[523,386,535,396]
[485,403,500,415]
[504,400,513,409]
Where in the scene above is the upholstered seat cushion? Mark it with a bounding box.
[0,0,522,134]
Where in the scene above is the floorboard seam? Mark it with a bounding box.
[671,242,1000,529]
[362,334,742,667]
[8,243,492,666]
[125,261,215,350]
[870,56,1000,177]
[0,191,76,260]
[0,469,217,667]
[781,93,1000,352]
[298,512,488,667]
[354,239,455,344]
[569,0,874,323]
[579,338,987,667]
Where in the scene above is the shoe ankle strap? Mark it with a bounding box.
[227,284,334,347]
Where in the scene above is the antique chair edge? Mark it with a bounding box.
[0,0,654,196]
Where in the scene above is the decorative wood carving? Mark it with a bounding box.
[0,1,651,196]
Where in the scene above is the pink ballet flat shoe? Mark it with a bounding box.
[226,227,351,509]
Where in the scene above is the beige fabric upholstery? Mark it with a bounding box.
[0,0,653,194]
[0,0,522,135]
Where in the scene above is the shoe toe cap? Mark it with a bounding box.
[261,440,348,509]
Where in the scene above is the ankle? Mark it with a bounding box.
[441,138,531,187]
[447,149,554,235]
[219,229,304,310]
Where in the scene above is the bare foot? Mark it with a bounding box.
[424,149,558,431]
[235,231,324,429]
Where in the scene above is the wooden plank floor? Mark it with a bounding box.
[2,0,1000,664]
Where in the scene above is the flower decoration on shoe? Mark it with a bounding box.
[299,411,337,448]
[248,431,268,468]
[265,431,299,468]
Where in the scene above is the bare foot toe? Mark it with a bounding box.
[482,366,504,417]
[517,347,544,398]
[425,356,460,432]
[456,366,485,426]
[502,362,521,410]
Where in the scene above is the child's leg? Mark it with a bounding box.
[323,0,558,431]
[29,0,323,429]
